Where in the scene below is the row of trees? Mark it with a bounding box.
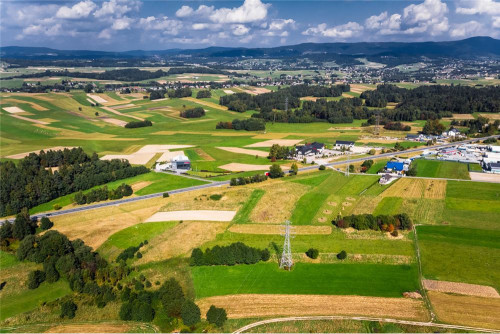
[150,87,193,100]
[125,120,153,128]
[333,213,413,231]
[196,90,212,98]
[190,242,270,266]
[180,107,205,118]
[0,148,149,216]
[215,118,266,131]
[74,184,133,205]
[384,122,411,131]
[229,174,268,186]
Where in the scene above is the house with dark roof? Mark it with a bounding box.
[334,140,355,148]
[295,142,324,156]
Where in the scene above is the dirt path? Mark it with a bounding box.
[232,316,499,334]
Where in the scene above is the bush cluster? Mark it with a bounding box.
[40,217,54,230]
[190,242,270,266]
[180,107,205,118]
[74,184,133,205]
[125,120,153,128]
[216,118,265,131]
[230,174,267,186]
[305,248,319,259]
[196,90,211,99]
[116,241,147,262]
[333,213,412,231]
[383,122,411,131]
[206,305,227,327]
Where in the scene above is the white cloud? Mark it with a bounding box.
[450,20,484,37]
[232,24,250,36]
[56,0,96,19]
[209,0,269,23]
[94,0,140,18]
[494,16,500,28]
[176,5,194,18]
[365,12,401,34]
[269,19,295,30]
[456,0,500,15]
[112,17,133,30]
[98,28,112,39]
[139,16,182,35]
[303,22,364,39]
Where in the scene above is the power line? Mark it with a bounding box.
[279,220,295,271]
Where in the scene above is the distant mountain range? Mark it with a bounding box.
[1,37,499,60]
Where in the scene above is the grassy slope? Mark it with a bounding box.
[232,189,265,224]
[192,262,419,298]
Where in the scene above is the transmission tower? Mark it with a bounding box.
[280,220,295,271]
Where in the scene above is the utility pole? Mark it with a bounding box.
[280,220,295,271]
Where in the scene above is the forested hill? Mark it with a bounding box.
[2,37,499,60]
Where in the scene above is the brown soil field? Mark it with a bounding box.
[451,113,475,119]
[45,324,131,333]
[6,146,77,159]
[9,114,49,125]
[470,172,500,183]
[194,148,215,161]
[382,178,424,198]
[428,291,500,329]
[216,147,269,157]
[181,97,228,110]
[137,221,229,263]
[300,96,318,101]
[423,280,499,298]
[246,139,303,148]
[197,294,429,321]
[51,197,167,249]
[250,181,309,224]
[423,179,447,199]
[229,224,332,235]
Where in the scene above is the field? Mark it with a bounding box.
[413,159,470,180]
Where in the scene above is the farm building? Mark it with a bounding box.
[296,142,325,156]
[334,140,355,149]
[488,145,500,153]
[155,154,191,172]
[379,174,398,185]
[384,161,409,175]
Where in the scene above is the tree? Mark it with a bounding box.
[40,217,54,231]
[43,257,60,283]
[268,164,284,179]
[190,248,204,266]
[290,163,298,175]
[159,278,185,317]
[27,270,46,289]
[12,209,35,240]
[319,165,326,170]
[60,300,78,319]
[181,300,201,326]
[406,165,417,176]
[349,165,355,173]
[306,248,319,259]
[337,250,347,260]
[206,305,227,327]
[422,119,446,135]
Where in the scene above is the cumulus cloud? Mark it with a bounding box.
[303,22,364,39]
[210,0,269,23]
[138,16,182,35]
[56,0,96,19]
[269,19,295,31]
[365,12,401,34]
[111,17,133,30]
[98,28,112,39]
[450,20,484,37]
[232,24,250,36]
[456,0,500,15]
[94,0,140,18]
[176,5,194,18]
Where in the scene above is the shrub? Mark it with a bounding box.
[27,270,46,289]
[180,107,205,118]
[163,192,170,198]
[305,248,319,259]
[318,165,326,170]
[136,252,143,259]
[40,217,54,230]
[229,174,267,187]
[261,249,270,261]
[209,194,222,201]
[391,230,399,237]
[181,300,201,326]
[190,242,269,266]
[60,300,77,319]
[368,149,376,155]
[206,305,227,327]
[337,250,347,260]
[160,278,185,317]
[125,120,152,128]
[268,164,284,179]
[53,204,62,210]
[196,90,211,99]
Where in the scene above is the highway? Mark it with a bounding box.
[3,134,498,222]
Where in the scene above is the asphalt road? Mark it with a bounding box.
[3,134,499,222]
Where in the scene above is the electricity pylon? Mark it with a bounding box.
[280,220,295,271]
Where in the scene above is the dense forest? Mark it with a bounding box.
[0,148,148,216]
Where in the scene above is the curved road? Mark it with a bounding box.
[232,315,499,333]
[4,134,498,222]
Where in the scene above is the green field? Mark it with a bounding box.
[192,262,419,298]
[232,189,265,224]
[413,159,470,180]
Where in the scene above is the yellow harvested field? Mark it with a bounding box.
[469,172,500,183]
[6,146,76,159]
[137,221,229,263]
[51,197,167,249]
[157,150,184,162]
[423,179,447,199]
[197,294,429,321]
[423,280,499,298]
[2,99,48,111]
[87,93,108,104]
[3,106,26,113]
[451,113,475,120]
[229,224,331,235]
[99,117,128,127]
[102,145,194,165]
[382,178,424,198]
[145,210,236,222]
[194,148,215,161]
[252,133,288,139]
[131,181,152,192]
[300,96,318,101]
[113,103,135,109]
[250,181,309,224]
[9,114,49,125]
[246,139,303,148]
[219,163,272,172]
[161,187,253,212]
[217,146,269,157]
[480,113,500,120]
[428,291,500,329]
[45,324,131,333]
[101,152,156,165]
[181,97,228,110]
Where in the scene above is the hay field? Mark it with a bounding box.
[382,178,425,198]
[145,210,236,222]
[86,93,108,104]
[136,221,229,263]
[194,148,215,161]
[423,279,499,298]
[422,179,447,199]
[428,291,500,329]
[3,106,27,113]
[216,146,269,157]
[99,117,127,127]
[161,187,253,212]
[250,181,309,223]
[479,113,500,120]
[246,139,303,147]
[452,113,475,120]
[228,224,332,235]
[45,323,131,333]
[219,163,272,172]
[197,294,428,321]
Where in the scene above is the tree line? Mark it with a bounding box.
[73,183,133,205]
[125,120,152,128]
[190,242,270,266]
[333,213,413,232]
[0,148,148,216]
[216,118,266,131]
[180,107,205,118]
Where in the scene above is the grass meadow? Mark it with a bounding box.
[413,159,470,180]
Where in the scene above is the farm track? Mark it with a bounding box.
[1,135,498,223]
[232,316,500,333]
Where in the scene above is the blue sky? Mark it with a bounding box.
[1,0,499,51]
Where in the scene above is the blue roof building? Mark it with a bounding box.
[385,162,405,172]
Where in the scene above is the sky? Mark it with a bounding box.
[1,0,500,51]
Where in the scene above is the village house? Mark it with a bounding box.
[334,140,355,149]
[295,142,325,156]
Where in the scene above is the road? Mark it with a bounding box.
[3,134,498,222]
[232,315,499,333]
